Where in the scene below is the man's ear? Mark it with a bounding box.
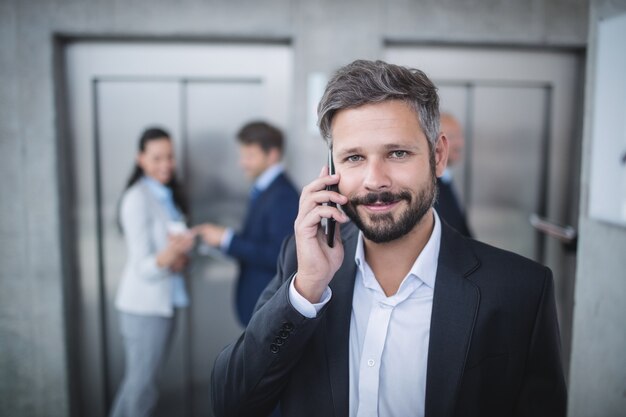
[268,147,282,164]
[434,132,449,178]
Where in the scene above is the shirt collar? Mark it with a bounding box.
[354,210,442,290]
[142,175,172,201]
[254,163,284,191]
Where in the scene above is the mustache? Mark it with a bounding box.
[349,191,412,206]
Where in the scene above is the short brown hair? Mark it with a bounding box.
[237,121,284,154]
[317,60,440,150]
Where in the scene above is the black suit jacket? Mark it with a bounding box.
[212,219,566,417]
[226,172,299,325]
[435,177,473,237]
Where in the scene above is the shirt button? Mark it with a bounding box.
[367,359,375,367]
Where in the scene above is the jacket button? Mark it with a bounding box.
[270,344,279,354]
[281,322,294,332]
[278,330,289,339]
[275,337,284,346]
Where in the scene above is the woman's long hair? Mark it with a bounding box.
[117,127,188,232]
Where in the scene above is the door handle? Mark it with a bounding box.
[529,214,577,249]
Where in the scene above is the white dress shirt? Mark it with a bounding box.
[290,211,442,417]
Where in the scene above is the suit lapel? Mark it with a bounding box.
[242,174,282,232]
[424,224,480,417]
[325,222,358,417]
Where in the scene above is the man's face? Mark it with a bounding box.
[238,143,275,180]
[331,100,447,243]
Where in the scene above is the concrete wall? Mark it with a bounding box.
[0,0,588,416]
[568,0,626,416]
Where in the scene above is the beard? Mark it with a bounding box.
[342,161,438,244]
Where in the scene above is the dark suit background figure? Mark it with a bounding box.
[228,171,299,325]
[196,121,299,326]
[435,175,472,237]
[436,112,473,238]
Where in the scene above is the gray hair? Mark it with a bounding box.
[317,60,440,150]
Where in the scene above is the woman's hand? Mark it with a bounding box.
[169,254,190,273]
[156,231,196,270]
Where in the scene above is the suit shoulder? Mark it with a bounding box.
[266,174,300,203]
[121,182,149,210]
[275,174,300,194]
[467,237,552,285]
[473,238,547,270]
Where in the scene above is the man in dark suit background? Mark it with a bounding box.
[197,121,299,326]
[435,112,473,237]
[211,60,566,417]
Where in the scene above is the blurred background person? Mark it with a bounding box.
[196,121,299,326]
[110,127,196,417]
[435,112,473,237]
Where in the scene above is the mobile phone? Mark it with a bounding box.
[325,148,338,247]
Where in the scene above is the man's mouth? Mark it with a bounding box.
[351,191,410,213]
[362,200,400,212]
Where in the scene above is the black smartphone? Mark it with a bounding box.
[325,148,338,247]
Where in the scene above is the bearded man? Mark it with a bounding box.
[211,59,566,417]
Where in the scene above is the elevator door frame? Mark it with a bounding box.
[61,40,293,417]
[385,44,584,379]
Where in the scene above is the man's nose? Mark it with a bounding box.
[363,159,391,191]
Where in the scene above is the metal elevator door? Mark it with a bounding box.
[386,46,583,380]
[64,41,293,417]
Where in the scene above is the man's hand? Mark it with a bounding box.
[293,166,349,303]
[195,223,227,247]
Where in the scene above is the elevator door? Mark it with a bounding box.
[65,42,292,417]
[386,46,582,378]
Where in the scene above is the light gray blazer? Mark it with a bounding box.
[115,181,181,317]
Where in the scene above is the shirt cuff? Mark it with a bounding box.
[288,274,332,318]
[220,228,234,252]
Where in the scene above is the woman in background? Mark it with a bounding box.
[110,127,195,417]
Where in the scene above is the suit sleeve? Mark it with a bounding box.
[227,188,299,269]
[211,236,325,417]
[514,268,567,417]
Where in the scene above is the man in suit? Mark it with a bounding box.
[434,112,473,237]
[197,121,299,326]
[211,60,566,417]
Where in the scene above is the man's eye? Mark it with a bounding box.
[390,150,408,158]
[347,155,363,162]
